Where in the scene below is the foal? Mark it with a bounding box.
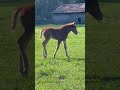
[11,5,35,76]
[40,22,78,58]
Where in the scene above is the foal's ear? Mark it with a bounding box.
[72,22,76,25]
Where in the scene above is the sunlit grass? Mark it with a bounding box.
[35,25,85,90]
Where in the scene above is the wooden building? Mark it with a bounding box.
[52,3,85,24]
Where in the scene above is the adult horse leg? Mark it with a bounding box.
[53,40,62,58]
[63,39,70,58]
[17,31,33,76]
[42,38,50,58]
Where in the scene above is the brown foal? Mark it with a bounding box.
[11,5,35,76]
[40,22,78,58]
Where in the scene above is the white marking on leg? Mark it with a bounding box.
[42,38,49,58]
[20,51,26,72]
[63,40,70,58]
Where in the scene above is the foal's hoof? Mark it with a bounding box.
[21,72,28,77]
[19,68,28,77]
[20,71,28,77]
[43,55,47,58]
[67,56,70,60]
[43,54,47,58]
[53,54,56,59]
[53,56,56,59]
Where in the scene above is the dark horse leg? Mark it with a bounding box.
[53,40,62,58]
[18,13,34,76]
[17,31,33,76]
[42,38,50,58]
[63,39,70,58]
[18,6,34,76]
[11,5,34,76]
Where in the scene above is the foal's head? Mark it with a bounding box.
[67,22,78,35]
[86,0,103,21]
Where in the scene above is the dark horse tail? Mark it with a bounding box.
[40,29,44,38]
[11,7,22,31]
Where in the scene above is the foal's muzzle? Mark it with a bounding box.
[96,15,103,21]
[75,31,78,35]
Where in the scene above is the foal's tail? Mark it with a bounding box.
[40,29,45,38]
[40,29,44,38]
[11,7,22,32]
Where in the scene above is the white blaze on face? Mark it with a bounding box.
[72,22,76,25]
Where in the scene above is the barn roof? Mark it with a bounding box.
[52,3,85,14]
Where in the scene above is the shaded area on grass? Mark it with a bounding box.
[86,2,120,89]
[0,3,35,89]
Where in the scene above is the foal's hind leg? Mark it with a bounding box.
[42,38,50,58]
[63,40,70,58]
[17,31,33,76]
[53,40,62,58]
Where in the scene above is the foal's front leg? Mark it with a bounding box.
[17,32,33,76]
[53,40,62,58]
[17,34,28,76]
[63,40,70,58]
[42,38,49,58]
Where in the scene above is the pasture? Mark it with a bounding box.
[35,25,85,90]
[86,3,120,88]
[1,2,120,89]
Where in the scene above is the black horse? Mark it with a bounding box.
[86,0,103,21]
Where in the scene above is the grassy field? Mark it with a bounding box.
[0,3,35,89]
[35,25,85,90]
[1,2,120,89]
[86,3,120,88]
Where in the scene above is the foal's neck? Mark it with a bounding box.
[62,26,72,34]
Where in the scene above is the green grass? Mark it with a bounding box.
[2,2,120,89]
[35,25,85,90]
[0,4,34,89]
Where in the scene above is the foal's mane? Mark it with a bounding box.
[43,22,75,31]
[60,22,75,28]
